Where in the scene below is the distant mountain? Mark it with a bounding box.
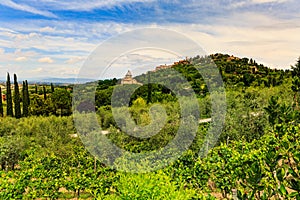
[26,77,97,85]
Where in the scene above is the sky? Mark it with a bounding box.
[0,0,300,79]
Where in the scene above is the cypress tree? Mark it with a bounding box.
[0,87,3,117]
[14,74,21,119]
[43,86,47,100]
[51,83,54,93]
[6,73,13,117]
[35,84,38,94]
[22,81,29,117]
[22,81,25,112]
[25,80,30,106]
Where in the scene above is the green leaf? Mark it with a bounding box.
[288,179,300,191]
[288,192,298,198]
[276,168,285,182]
[279,184,287,196]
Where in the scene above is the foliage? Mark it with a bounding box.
[0,87,3,117]
[291,57,300,78]
[6,73,13,117]
[111,171,198,199]
[51,83,55,93]
[13,74,21,119]
[29,94,50,116]
[1,54,300,199]
[50,88,72,116]
[43,86,47,100]
[0,135,29,170]
[22,80,29,117]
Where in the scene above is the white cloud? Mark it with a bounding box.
[15,56,28,62]
[65,56,85,64]
[230,0,290,9]
[52,66,80,76]
[38,57,54,63]
[39,26,56,33]
[0,28,95,53]
[31,67,43,73]
[14,49,37,58]
[251,0,289,3]
[0,0,155,16]
[29,0,154,11]
[0,0,57,18]
[0,27,17,34]
[103,50,182,78]
[168,15,300,69]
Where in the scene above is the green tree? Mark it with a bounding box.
[292,76,300,109]
[147,73,152,104]
[0,87,3,117]
[14,74,21,119]
[29,94,47,116]
[95,87,113,107]
[51,83,54,93]
[43,86,47,100]
[25,80,30,106]
[291,57,300,77]
[264,96,280,126]
[0,136,27,170]
[22,81,29,117]
[6,73,13,117]
[51,88,72,116]
[35,84,38,94]
[264,96,293,126]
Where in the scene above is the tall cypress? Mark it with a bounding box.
[43,86,47,100]
[0,87,3,117]
[22,81,29,117]
[22,81,25,113]
[35,84,38,94]
[51,83,54,93]
[6,73,13,117]
[14,74,21,119]
[25,80,30,106]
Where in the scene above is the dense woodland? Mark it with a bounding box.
[0,53,300,199]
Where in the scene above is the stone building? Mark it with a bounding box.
[120,70,141,85]
[153,64,172,72]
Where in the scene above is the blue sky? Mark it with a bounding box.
[0,0,299,79]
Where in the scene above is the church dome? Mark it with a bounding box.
[125,70,132,77]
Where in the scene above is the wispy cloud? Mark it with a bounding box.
[38,0,155,11]
[65,56,85,64]
[231,0,290,9]
[0,27,95,53]
[0,0,155,15]
[1,0,298,24]
[0,0,57,18]
[251,0,289,4]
